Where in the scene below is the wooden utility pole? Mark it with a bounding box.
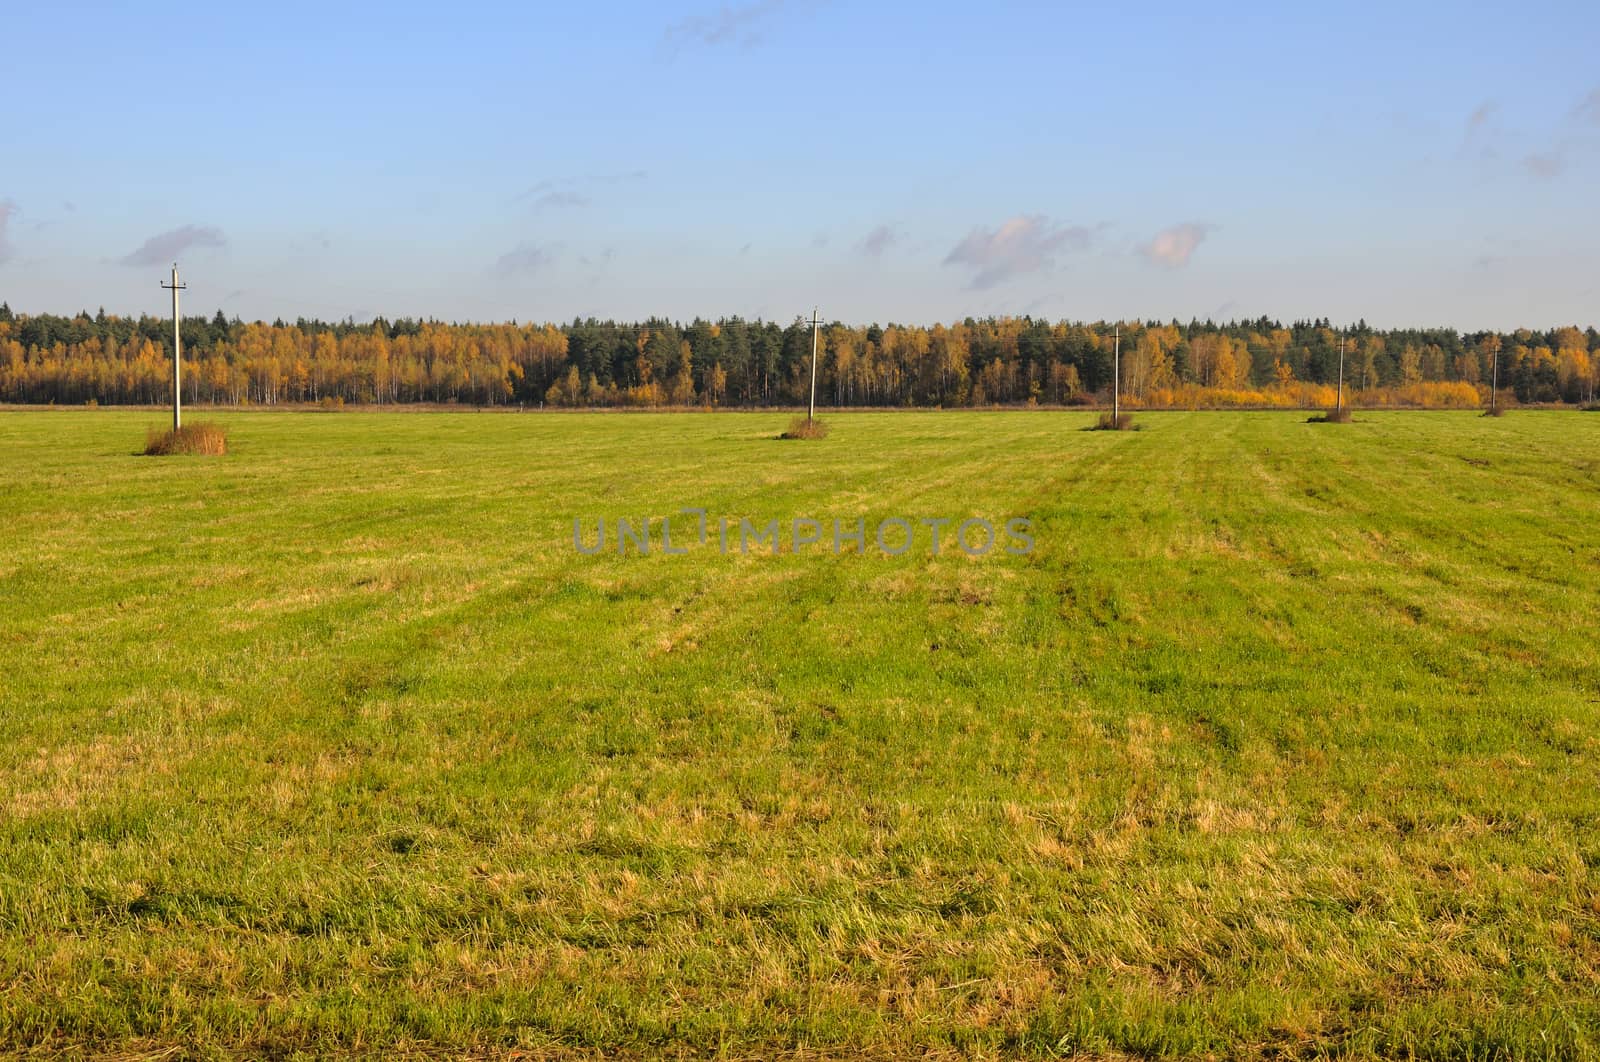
[807,307,820,422]
[160,263,186,431]
[1112,324,1121,422]
[1336,333,1346,415]
[1490,338,1500,413]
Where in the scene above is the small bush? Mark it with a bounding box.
[319,396,345,411]
[1579,403,1599,413]
[1308,407,1353,423]
[1483,406,1507,417]
[145,421,228,456]
[1088,412,1137,431]
[779,416,829,440]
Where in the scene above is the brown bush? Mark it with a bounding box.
[779,416,830,440]
[1089,412,1137,431]
[1308,407,1353,423]
[144,421,228,456]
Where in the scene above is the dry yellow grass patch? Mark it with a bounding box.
[143,421,227,456]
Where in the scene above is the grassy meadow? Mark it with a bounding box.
[2,408,1599,1059]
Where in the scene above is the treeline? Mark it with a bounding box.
[1,302,1597,409]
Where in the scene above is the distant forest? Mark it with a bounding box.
[2,303,1597,409]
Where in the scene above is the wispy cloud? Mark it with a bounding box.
[119,225,226,267]
[1503,88,1600,180]
[1021,292,1067,317]
[495,242,552,276]
[1459,93,1591,179]
[1139,223,1212,269]
[662,0,786,54]
[1522,152,1564,179]
[0,200,17,264]
[1461,100,1500,159]
[1461,87,1600,182]
[1574,87,1600,126]
[514,171,646,209]
[1510,86,1600,178]
[943,215,1096,290]
[858,224,900,257]
[290,230,332,255]
[592,170,647,185]
[529,190,590,211]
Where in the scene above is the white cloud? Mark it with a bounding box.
[943,215,1095,289]
[1140,223,1213,269]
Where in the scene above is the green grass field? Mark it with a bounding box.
[3,409,1599,1059]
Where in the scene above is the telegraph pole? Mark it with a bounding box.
[1336,333,1346,415]
[1490,338,1500,413]
[160,263,186,431]
[1112,323,1121,422]
[807,307,820,423]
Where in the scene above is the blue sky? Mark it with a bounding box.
[2,0,1597,328]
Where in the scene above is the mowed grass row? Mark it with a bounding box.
[1,410,1598,1059]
